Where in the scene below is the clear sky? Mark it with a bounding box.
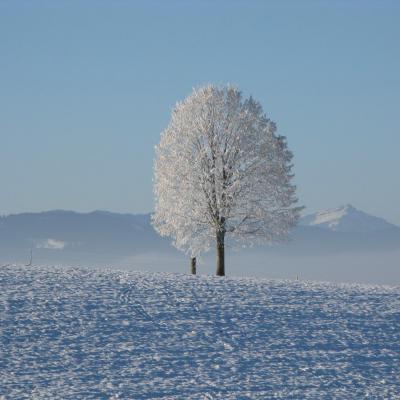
[1,1,399,224]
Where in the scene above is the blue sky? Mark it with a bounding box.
[1,1,399,224]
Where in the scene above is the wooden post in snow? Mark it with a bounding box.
[190,257,197,275]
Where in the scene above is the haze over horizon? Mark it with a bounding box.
[1,203,399,284]
[1,1,399,224]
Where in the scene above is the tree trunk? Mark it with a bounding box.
[190,257,197,275]
[216,230,225,276]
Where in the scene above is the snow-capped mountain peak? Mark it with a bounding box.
[300,204,397,233]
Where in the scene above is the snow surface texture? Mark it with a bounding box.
[1,265,399,399]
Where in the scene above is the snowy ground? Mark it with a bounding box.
[1,265,399,399]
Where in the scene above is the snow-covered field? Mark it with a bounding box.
[1,265,399,399]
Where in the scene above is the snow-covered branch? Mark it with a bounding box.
[152,84,302,274]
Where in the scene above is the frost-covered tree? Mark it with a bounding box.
[152,85,302,276]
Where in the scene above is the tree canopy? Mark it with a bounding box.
[152,85,302,275]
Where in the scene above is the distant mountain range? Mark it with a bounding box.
[1,205,399,283]
[0,210,173,265]
[299,204,397,233]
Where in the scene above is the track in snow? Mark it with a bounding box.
[0,265,399,399]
